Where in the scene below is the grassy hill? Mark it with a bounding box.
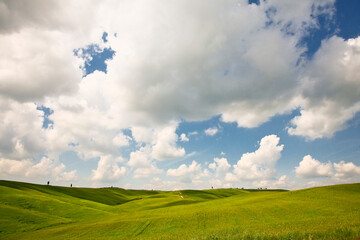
[0,180,359,239]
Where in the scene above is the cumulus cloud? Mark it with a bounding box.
[288,36,360,140]
[333,161,360,180]
[131,126,153,144]
[273,175,296,189]
[127,147,152,168]
[143,177,177,191]
[0,157,77,181]
[0,158,32,176]
[133,165,163,179]
[253,180,270,189]
[231,135,284,180]
[91,155,126,182]
[207,157,237,188]
[0,28,82,102]
[295,155,360,184]
[151,123,185,160]
[167,161,208,183]
[295,155,333,178]
[57,170,78,182]
[209,157,231,179]
[204,127,218,136]
[112,132,131,147]
[0,100,45,159]
[127,146,164,179]
[179,133,189,142]
[143,177,209,191]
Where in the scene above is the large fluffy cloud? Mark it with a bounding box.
[288,36,360,140]
[0,157,77,181]
[209,157,231,179]
[229,135,284,181]
[133,165,163,179]
[295,155,333,178]
[127,147,164,179]
[151,123,185,160]
[0,100,45,159]
[296,155,360,181]
[0,28,82,102]
[333,161,360,180]
[167,161,209,183]
[91,155,126,182]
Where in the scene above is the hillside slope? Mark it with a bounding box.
[0,180,359,239]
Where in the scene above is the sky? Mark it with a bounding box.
[0,0,360,190]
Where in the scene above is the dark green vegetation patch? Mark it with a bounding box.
[0,180,359,239]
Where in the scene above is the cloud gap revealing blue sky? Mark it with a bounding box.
[36,105,54,129]
[248,0,260,6]
[335,0,360,39]
[74,32,115,77]
[102,32,108,43]
[1,0,360,190]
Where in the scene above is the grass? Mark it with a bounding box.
[0,180,359,239]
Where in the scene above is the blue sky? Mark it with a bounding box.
[0,0,360,190]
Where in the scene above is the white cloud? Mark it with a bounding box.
[224,172,239,183]
[167,161,207,183]
[209,157,231,179]
[0,157,77,182]
[0,1,349,148]
[57,170,78,182]
[128,146,164,179]
[295,156,360,184]
[127,147,152,168]
[112,132,131,147]
[0,1,345,157]
[103,0,309,130]
[143,177,208,191]
[151,123,185,160]
[179,133,189,142]
[208,162,216,170]
[0,158,32,176]
[232,135,284,180]
[0,28,82,102]
[131,126,153,144]
[295,155,333,178]
[333,161,360,180]
[0,100,45,159]
[133,165,163,179]
[204,127,218,136]
[288,36,360,140]
[253,180,270,189]
[143,177,175,191]
[273,175,295,189]
[261,0,335,36]
[91,155,126,182]
[207,157,237,188]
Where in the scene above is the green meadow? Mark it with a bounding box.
[0,180,359,240]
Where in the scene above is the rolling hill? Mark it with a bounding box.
[0,180,359,239]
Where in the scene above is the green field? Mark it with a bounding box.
[0,180,359,239]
